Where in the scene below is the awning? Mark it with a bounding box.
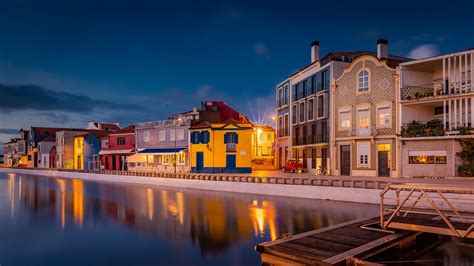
[138,148,187,154]
[99,149,134,155]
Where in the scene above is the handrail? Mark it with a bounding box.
[380,183,474,238]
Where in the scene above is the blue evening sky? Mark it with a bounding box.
[1,0,473,145]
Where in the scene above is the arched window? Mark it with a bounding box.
[358,70,369,92]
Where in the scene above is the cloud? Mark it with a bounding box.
[253,43,270,59]
[32,112,71,125]
[0,128,19,135]
[0,83,144,113]
[408,44,439,59]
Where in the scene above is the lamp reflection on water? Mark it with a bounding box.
[250,200,278,240]
[72,179,84,228]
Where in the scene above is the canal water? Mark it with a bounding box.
[0,172,473,265]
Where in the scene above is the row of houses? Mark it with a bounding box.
[276,39,474,178]
[3,101,275,173]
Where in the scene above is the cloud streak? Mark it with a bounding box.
[408,44,439,59]
[0,128,19,135]
[0,83,144,113]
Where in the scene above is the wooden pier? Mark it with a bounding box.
[255,216,416,265]
[257,183,474,265]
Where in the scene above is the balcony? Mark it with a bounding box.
[401,81,473,102]
[292,134,328,146]
[226,143,236,152]
[401,119,473,138]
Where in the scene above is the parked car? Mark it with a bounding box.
[282,159,304,173]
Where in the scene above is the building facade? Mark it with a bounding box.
[129,109,198,173]
[251,126,276,170]
[74,132,107,170]
[276,79,291,169]
[189,101,253,173]
[189,121,253,173]
[56,130,91,169]
[3,129,29,167]
[100,125,136,171]
[38,136,55,168]
[332,40,408,177]
[399,49,474,177]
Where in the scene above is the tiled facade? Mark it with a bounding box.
[333,55,400,177]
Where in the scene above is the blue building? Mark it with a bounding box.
[76,131,108,171]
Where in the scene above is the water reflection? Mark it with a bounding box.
[1,172,378,265]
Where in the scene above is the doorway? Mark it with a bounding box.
[196,152,204,172]
[378,144,391,177]
[340,145,351,176]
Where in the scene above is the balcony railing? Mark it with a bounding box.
[401,120,473,138]
[226,143,236,152]
[401,81,473,101]
[292,134,328,146]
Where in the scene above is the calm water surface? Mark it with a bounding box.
[0,172,379,265]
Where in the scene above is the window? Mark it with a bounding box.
[378,107,391,127]
[224,132,238,152]
[284,85,289,105]
[76,139,81,149]
[294,84,300,101]
[315,72,322,92]
[308,99,314,120]
[159,131,166,141]
[408,151,447,164]
[302,80,307,97]
[284,114,289,136]
[317,95,324,118]
[340,110,351,129]
[143,131,150,142]
[259,132,264,141]
[292,105,297,124]
[299,102,305,122]
[190,132,201,144]
[278,116,283,137]
[278,87,283,107]
[169,130,176,141]
[292,85,297,102]
[357,143,370,167]
[311,76,316,94]
[321,69,329,91]
[117,137,126,145]
[358,109,370,134]
[201,131,210,144]
[358,70,369,92]
[102,139,109,148]
[177,129,184,140]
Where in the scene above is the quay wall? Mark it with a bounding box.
[1,168,473,211]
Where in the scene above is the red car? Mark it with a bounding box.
[282,159,304,173]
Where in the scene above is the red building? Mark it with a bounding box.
[99,125,135,171]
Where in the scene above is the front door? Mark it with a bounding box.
[226,154,236,172]
[196,152,204,172]
[378,151,390,177]
[340,145,351,176]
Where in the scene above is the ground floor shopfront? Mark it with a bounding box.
[333,138,398,177]
[400,137,469,178]
[127,148,188,174]
[291,144,330,174]
[276,137,290,170]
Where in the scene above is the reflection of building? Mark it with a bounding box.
[190,101,253,173]
[129,109,198,173]
[333,40,408,177]
[100,125,136,171]
[399,49,474,177]
[251,126,276,170]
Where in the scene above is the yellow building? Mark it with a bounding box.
[251,126,276,170]
[190,120,253,173]
[73,135,84,170]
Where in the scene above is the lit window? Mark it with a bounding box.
[378,107,390,126]
[357,143,370,167]
[358,70,369,92]
[340,110,351,129]
[358,109,370,131]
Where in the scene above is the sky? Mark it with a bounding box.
[1,0,474,149]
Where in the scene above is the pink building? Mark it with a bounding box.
[99,125,136,171]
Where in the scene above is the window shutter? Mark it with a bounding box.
[202,131,209,144]
[224,133,229,144]
[233,132,238,144]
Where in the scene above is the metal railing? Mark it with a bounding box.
[401,81,473,101]
[380,183,474,238]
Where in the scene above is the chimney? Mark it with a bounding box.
[377,39,388,59]
[311,40,320,63]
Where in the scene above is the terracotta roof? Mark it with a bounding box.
[77,131,109,139]
[41,135,56,142]
[100,123,120,131]
[189,121,212,129]
[108,125,135,135]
